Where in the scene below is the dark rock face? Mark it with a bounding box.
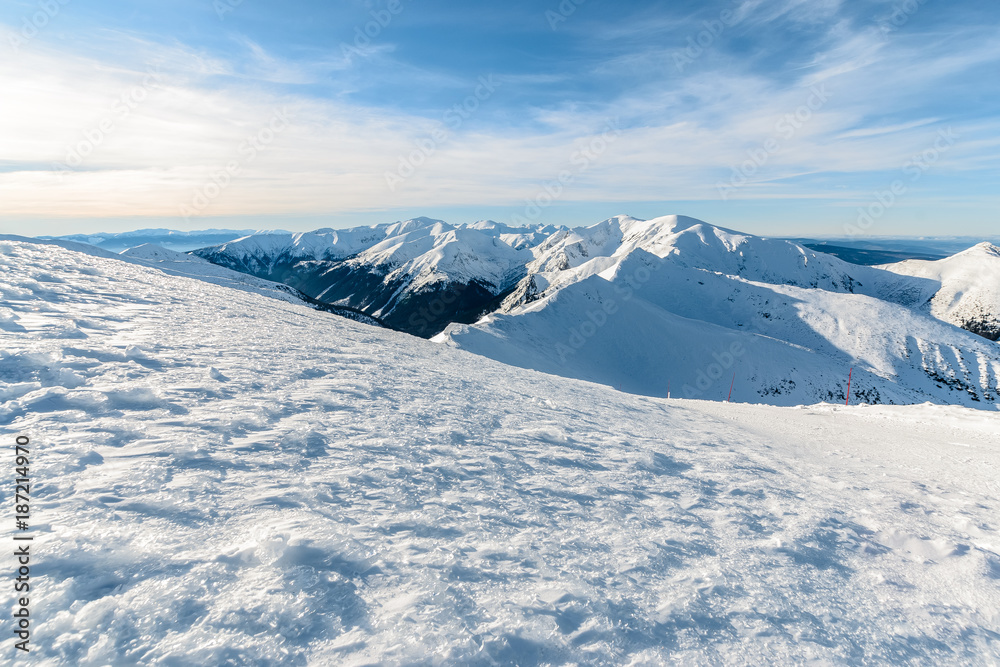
[310,263,517,337]
[192,250,517,338]
[378,280,513,337]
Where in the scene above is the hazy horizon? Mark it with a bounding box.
[26,215,1000,244]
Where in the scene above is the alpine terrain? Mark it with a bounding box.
[192,218,557,337]
[185,215,1000,410]
[880,242,1000,342]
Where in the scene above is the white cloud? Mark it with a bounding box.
[0,13,998,227]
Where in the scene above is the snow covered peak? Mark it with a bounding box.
[885,241,1000,271]
[344,224,531,291]
[378,217,450,237]
[961,241,1000,258]
[199,219,459,271]
[518,213,871,301]
[881,242,1000,341]
[436,216,1000,407]
[531,214,755,267]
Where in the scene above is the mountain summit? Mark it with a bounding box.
[880,242,1000,342]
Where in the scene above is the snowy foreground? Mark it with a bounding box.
[2,238,1000,665]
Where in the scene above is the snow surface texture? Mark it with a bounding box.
[438,215,1000,409]
[3,238,1000,665]
[114,243,384,328]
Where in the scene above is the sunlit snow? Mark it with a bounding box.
[2,237,999,664]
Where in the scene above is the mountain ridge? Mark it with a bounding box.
[53,214,1000,409]
[192,217,561,336]
[879,242,1000,342]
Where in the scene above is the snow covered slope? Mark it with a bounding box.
[2,237,1000,664]
[118,243,332,306]
[1,237,384,329]
[194,218,558,336]
[880,242,1000,341]
[120,243,386,327]
[438,215,1000,408]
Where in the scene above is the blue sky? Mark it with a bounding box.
[1,0,998,236]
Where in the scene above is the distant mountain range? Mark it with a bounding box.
[798,243,946,265]
[191,218,559,336]
[45,217,1000,408]
[790,236,1000,266]
[40,228,266,252]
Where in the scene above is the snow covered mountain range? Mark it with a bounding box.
[2,235,999,664]
[188,215,1000,410]
[192,218,558,336]
[42,228,260,253]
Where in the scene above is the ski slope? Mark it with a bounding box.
[2,237,1000,665]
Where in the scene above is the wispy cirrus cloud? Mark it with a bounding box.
[0,0,998,236]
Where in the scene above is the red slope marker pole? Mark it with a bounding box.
[727,372,736,403]
[845,367,853,406]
